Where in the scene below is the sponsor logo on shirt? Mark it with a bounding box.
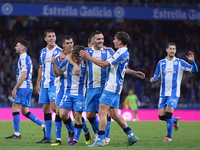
[93,56,102,60]
[163,71,176,73]
[44,58,51,63]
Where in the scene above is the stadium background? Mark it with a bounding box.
[0,0,199,112]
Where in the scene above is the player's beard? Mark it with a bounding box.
[169,53,175,58]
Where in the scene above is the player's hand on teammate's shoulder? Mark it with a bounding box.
[103,46,115,52]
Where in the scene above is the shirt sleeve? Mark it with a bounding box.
[180,59,193,72]
[107,50,128,65]
[20,56,27,71]
[153,61,161,82]
[39,50,42,66]
[55,55,61,67]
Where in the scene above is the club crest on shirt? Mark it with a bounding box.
[102,50,106,53]
[54,51,57,55]
[82,62,85,68]
[174,61,178,65]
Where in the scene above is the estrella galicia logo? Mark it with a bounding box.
[1,3,13,15]
[114,7,125,18]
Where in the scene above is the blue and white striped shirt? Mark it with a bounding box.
[105,47,129,95]
[39,45,62,88]
[153,57,198,97]
[86,47,114,89]
[16,53,33,89]
[60,59,87,96]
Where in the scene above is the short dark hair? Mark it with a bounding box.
[115,31,130,46]
[62,35,73,44]
[72,45,85,59]
[166,42,176,49]
[90,30,102,38]
[88,36,92,44]
[19,40,29,51]
[44,29,55,38]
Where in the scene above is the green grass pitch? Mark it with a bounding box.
[0,121,199,150]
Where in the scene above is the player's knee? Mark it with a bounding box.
[24,112,31,118]
[158,115,166,121]
[59,112,65,120]
[165,112,172,119]
[88,115,96,123]
[86,112,95,119]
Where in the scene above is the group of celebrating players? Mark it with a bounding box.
[5,28,198,147]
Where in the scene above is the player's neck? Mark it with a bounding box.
[64,49,71,55]
[93,46,101,50]
[19,51,26,56]
[47,44,56,50]
[117,45,126,49]
[167,56,174,61]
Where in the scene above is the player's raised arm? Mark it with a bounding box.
[51,56,64,77]
[186,51,198,72]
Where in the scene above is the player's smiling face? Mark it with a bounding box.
[166,45,176,58]
[93,34,104,50]
[44,32,56,47]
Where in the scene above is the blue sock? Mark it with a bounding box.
[123,126,133,136]
[63,117,74,132]
[105,116,111,138]
[55,115,62,139]
[13,112,20,132]
[98,130,105,140]
[63,121,71,132]
[74,124,83,141]
[173,117,177,123]
[82,117,89,133]
[25,112,43,126]
[166,118,173,138]
[88,115,99,134]
[44,113,52,140]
